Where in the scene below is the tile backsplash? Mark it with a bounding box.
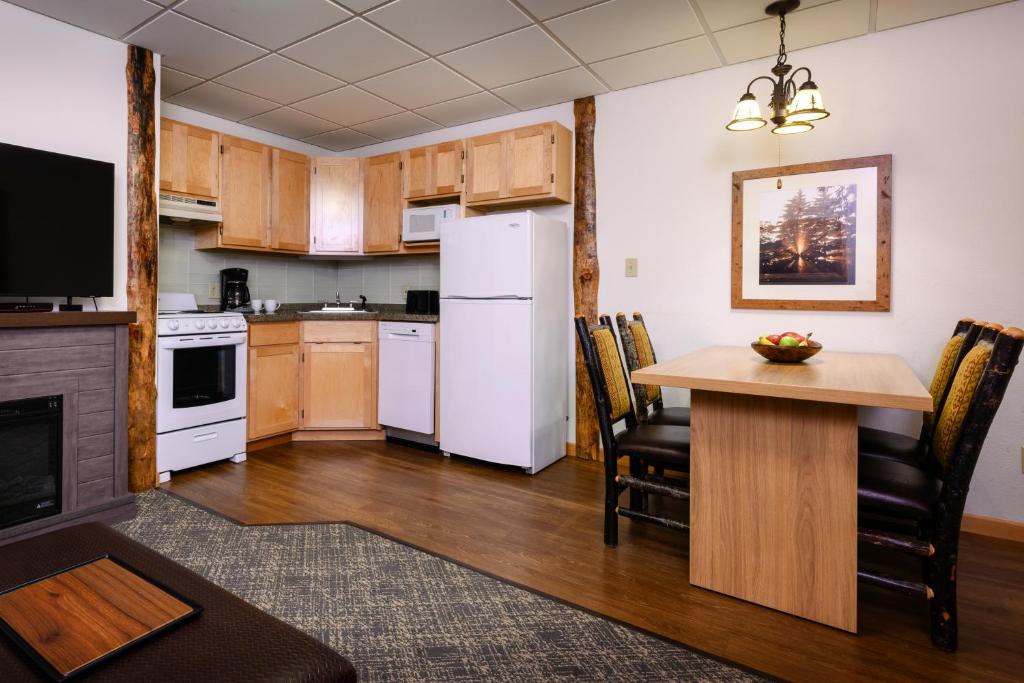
[158,225,440,305]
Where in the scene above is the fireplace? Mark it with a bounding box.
[0,395,62,529]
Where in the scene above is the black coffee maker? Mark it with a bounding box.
[220,268,251,311]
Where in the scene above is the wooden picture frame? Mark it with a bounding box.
[731,154,891,312]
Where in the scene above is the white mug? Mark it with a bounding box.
[251,298,264,313]
[264,299,279,314]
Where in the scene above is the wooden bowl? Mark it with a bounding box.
[750,340,823,363]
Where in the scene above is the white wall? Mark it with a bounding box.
[595,2,1024,522]
[0,2,132,310]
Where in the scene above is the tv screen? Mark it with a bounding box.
[0,142,114,298]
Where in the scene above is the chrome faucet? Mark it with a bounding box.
[336,290,342,307]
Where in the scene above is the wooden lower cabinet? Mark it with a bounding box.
[301,341,376,429]
[247,323,301,440]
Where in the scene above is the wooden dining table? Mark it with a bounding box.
[632,345,932,633]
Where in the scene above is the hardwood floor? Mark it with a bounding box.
[165,440,1024,682]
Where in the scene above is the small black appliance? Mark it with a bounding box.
[406,290,439,315]
[219,268,251,311]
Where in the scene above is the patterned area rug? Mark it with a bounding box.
[116,491,765,682]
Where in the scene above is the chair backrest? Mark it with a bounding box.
[615,312,662,419]
[931,327,1022,492]
[575,316,638,454]
[923,318,998,434]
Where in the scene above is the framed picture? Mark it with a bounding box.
[731,155,891,311]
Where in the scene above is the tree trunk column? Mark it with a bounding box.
[573,96,600,461]
[126,45,158,492]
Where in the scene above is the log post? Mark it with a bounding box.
[573,96,600,461]
[126,45,158,492]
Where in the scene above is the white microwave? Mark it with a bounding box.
[402,204,459,243]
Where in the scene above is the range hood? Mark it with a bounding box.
[159,192,222,224]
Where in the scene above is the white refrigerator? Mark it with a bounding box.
[440,211,568,474]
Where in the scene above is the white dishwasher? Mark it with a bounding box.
[378,321,436,435]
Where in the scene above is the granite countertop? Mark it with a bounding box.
[208,303,438,324]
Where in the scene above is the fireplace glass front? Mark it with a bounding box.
[0,395,62,529]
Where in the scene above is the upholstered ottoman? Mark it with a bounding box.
[0,522,356,682]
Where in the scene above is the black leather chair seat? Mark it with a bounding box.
[859,455,942,520]
[616,424,690,470]
[646,406,691,426]
[859,426,922,467]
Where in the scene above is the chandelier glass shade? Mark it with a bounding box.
[726,1,829,135]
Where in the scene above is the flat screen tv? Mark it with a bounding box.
[0,142,114,298]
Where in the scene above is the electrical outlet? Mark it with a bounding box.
[625,258,638,278]
[208,283,218,299]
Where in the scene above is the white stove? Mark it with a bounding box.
[155,293,248,482]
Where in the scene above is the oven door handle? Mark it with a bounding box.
[160,335,247,350]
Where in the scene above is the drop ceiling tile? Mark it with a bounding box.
[176,0,351,50]
[304,128,379,151]
[352,112,441,141]
[367,0,530,55]
[590,36,721,90]
[217,55,343,105]
[126,12,266,78]
[714,0,870,64]
[168,82,278,120]
[5,0,163,39]
[161,67,203,98]
[242,108,337,138]
[875,0,1010,30]
[292,86,401,126]
[440,26,578,89]
[493,67,606,110]
[415,92,516,127]
[515,0,605,21]
[695,0,835,32]
[283,18,424,82]
[358,61,479,109]
[335,0,389,11]
[545,0,702,63]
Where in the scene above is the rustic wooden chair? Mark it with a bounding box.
[856,326,1023,650]
[575,315,691,547]
[614,312,690,426]
[859,319,999,471]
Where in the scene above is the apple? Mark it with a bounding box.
[780,331,806,343]
[758,336,775,346]
[779,336,800,348]
[767,334,782,345]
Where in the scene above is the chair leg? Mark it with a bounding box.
[927,541,960,651]
[604,455,619,547]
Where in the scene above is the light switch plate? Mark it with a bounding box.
[208,283,218,299]
[625,258,638,278]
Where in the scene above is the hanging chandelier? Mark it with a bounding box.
[726,0,829,135]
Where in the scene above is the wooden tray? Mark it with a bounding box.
[0,555,201,681]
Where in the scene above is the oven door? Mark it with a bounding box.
[157,332,247,433]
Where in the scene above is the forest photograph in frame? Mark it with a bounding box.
[731,155,891,312]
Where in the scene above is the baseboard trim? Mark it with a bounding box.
[962,513,1024,543]
[247,432,293,452]
[292,429,385,442]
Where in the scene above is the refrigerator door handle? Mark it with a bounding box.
[442,295,532,300]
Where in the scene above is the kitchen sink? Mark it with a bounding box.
[307,306,358,313]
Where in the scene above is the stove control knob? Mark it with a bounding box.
[232,319,242,328]
[219,318,229,329]
[168,320,180,331]
[195,319,206,330]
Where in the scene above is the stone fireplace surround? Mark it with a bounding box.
[0,315,135,546]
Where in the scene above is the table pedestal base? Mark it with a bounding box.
[690,390,858,632]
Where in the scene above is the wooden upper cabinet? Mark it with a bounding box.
[159,118,219,199]
[270,148,310,253]
[311,157,361,254]
[220,135,271,249]
[465,132,504,203]
[465,122,572,207]
[402,140,464,199]
[362,152,402,253]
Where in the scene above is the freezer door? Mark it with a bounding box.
[440,299,532,467]
[441,214,532,299]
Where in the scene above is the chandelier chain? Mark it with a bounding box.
[777,13,788,66]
